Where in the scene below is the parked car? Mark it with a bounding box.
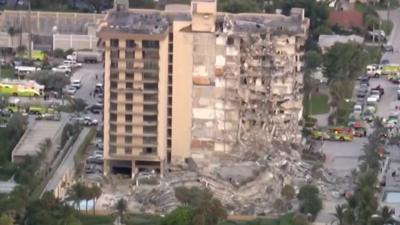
[371,85,384,97]
[63,86,77,95]
[84,116,98,126]
[87,104,102,114]
[382,45,394,52]
[52,65,71,74]
[381,59,390,65]
[71,79,82,89]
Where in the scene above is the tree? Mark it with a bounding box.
[129,0,156,9]
[161,206,193,225]
[53,48,65,58]
[67,182,86,210]
[293,213,309,225]
[305,50,323,69]
[41,191,58,210]
[69,98,87,113]
[114,198,127,223]
[7,27,16,49]
[333,204,346,225]
[0,214,13,225]
[218,0,261,13]
[297,184,322,219]
[281,184,296,200]
[174,187,227,225]
[90,185,102,215]
[380,206,395,224]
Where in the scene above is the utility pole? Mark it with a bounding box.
[28,0,32,61]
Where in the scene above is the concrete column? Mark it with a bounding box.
[53,34,55,51]
[103,159,110,176]
[89,35,92,49]
[131,160,136,179]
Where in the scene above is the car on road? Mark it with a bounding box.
[397,89,400,100]
[381,59,390,65]
[71,79,82,89]
[353,104,363,114]
[371,86,384,96]
[382,45,394,52]
[52,65,71,74]
[311,128,353,141]
[64,86,77,95]
[356,87,368,98]
[87,104,102,114]
[84,116,98,126]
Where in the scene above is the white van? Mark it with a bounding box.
[366,64,382,77]
[15,66,41,76]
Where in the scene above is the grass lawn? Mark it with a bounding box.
[308,94,329,115]
[79,215,114,225]
[124,214,162,225]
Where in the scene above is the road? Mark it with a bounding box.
[71,63,103,106]
[315,10,400,224]
[378,9,400,64]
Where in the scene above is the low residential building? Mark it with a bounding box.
[329,10,364,30]
[318,34,364,52]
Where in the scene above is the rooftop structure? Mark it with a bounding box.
[328,10,364,29]
[318,34,364,52]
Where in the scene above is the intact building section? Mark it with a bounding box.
[98,9,170,176]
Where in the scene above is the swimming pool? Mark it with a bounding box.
[68,200,94,210]
[383,191,400,204]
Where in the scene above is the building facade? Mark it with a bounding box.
[97,0,309,177]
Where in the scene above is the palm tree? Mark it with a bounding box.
[90,185,102,215]
[7,26,16,49]
[114,198,127,223]
[333,204,346,225]
[67,182,86,210]
[380,206,395,224]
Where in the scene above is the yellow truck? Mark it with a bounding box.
[383,64,400,75]
[5,98,55,115]
[22,50,46,61]
[0,79,44,97]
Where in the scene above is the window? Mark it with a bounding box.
[125,136,132,144]
[109,146,116,154]
[111,103,117,109]
[125,104,133,111]
[227,36,234,45]
[125,115,132,122]
[110,113,117,121]
[111,50,119,58]
[111,39,119,47]
[126,73,134,80]
[125,125,132,133]
[110,72,118,80]
[110,124,117,132]
[111,60,118,69]
[142,40,159,49]
[111,92,117,100]
[126,93,133,100]
[126,61,134,69]
[126,40,135,48]
[144,61,159,70]
[126,82,133,89]
[125,147,132,154]
[168,65,172,74]
[125,50,135,59]
[110,135,116,143]
[111,81,117,89]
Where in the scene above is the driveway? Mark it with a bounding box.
[378,9,400,64]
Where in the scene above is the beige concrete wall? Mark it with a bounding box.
[103,39,111,176]
[53,34,98,50]
[191,0,216,32]
[0,32,29,48]
[0,10,104,35]
[157,34,169,169]
[171,21,193,163]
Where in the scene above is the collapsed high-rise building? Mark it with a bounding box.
[97,0,309,177]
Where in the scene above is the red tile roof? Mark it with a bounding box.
[329,10,364,29]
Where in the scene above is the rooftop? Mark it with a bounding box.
[328,10,364,29]
[12,121,64,160]
[98,7,307,35]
